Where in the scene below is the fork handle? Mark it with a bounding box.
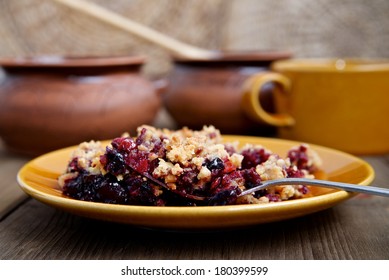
[240,178,389,197]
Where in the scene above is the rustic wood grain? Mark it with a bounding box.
[0,193,388,260]
[0,142,29,220]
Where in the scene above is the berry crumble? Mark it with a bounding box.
[58,125,322,206]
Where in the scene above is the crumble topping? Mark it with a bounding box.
[256,155,287,181]
[58,125,322,206]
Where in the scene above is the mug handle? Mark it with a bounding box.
[241,72,295,127]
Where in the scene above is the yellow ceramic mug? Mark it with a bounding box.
[242,58,389,155]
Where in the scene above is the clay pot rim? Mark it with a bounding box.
[172,50,292,63]
[0,55,146,68]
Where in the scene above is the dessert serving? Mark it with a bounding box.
[58,125,322,206]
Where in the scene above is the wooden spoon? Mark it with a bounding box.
[52,0,221,60]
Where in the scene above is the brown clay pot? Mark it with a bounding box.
[0,55,162,156]
[163,51,292,135]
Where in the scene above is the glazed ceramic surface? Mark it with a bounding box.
[17,135,374,230]
[0,56,162,156]
[243,58,389,155]
[164,51,291,136]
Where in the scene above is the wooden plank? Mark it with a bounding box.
[0,195,388,260]
[0,142,29,220]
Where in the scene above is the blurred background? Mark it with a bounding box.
[1,0,388,79]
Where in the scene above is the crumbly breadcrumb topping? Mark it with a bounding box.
[58,125,322,206]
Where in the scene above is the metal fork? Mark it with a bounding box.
[240,178,389,197]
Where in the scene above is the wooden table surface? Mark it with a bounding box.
[1,130,388,260]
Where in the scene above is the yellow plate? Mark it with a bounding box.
[17,136,374,230]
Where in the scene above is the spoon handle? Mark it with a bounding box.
[52,0,217,59]
[240,178,389,197]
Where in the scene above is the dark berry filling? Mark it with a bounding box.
[62,173,128,204]
[288,145,311,171]
[241,147,271,169]
[61,128,317,206]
